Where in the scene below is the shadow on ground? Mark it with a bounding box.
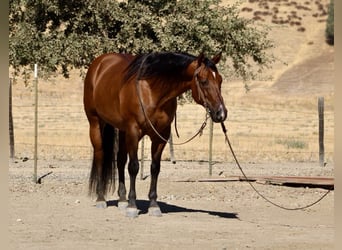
[107,199,239,219]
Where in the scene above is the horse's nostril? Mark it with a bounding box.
[216,110,221,119]
[212,105,227,122]
[217,112,224,121]
[217,108,222,115]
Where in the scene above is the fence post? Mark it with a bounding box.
[9,78,15,159]
[33,64,38,183]
[140,136,145,180]
[169,132,176,164]
[208,119,213,176]
[318,97,324,167]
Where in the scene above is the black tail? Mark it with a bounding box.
[89,124,117,197]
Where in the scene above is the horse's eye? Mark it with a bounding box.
[200,79,209,86]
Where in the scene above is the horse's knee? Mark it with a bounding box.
[128,160,139,176]
[150,161,161,176]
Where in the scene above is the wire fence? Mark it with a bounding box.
[10,77,334,166]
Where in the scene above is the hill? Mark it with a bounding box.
[233,0,333,96]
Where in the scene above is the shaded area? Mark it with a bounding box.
[106,199,239,219]
[197,176,334,190]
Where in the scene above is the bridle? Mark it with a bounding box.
[193,65,223,119]
[194,65,209,109]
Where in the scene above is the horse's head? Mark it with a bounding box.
[187,53,227,123]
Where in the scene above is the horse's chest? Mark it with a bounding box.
[153,109,172,124]
[150,104,176,128]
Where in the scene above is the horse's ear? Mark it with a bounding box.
[185,52,205,78]
[197,52,205,67]
[211,52,222,64]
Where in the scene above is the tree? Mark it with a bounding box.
[9,0,274,82]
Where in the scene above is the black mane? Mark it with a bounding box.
[124,52,217,83]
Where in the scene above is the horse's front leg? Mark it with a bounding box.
[148,128,170,217]
[125,131,140,218]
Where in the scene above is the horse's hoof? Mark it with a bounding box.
[96,201,107,209]
[118,201,128,211]
[126,207,139,218]
[148,207,162,217]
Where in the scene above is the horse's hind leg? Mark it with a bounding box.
[88,116,115,208]
[88,117,106,207]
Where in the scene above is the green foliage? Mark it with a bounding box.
[9,0,275,82]
[325,0,334,45]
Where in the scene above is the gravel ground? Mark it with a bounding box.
[9,158,334,249]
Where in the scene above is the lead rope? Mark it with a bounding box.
[220,122,331,211]
[135,54,209,145]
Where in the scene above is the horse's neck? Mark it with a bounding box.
[153,80,191,108]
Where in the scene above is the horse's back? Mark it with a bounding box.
[84,53,134,92]
[83,53,135,122]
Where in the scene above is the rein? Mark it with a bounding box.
[220,122,331,211]
[135,54,210,145]
[133,55,330,210]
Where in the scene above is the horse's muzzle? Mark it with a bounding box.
[210,104,227,123]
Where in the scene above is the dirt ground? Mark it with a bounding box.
[9,158,334,250]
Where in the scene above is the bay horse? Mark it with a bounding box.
[83,52,227,217]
